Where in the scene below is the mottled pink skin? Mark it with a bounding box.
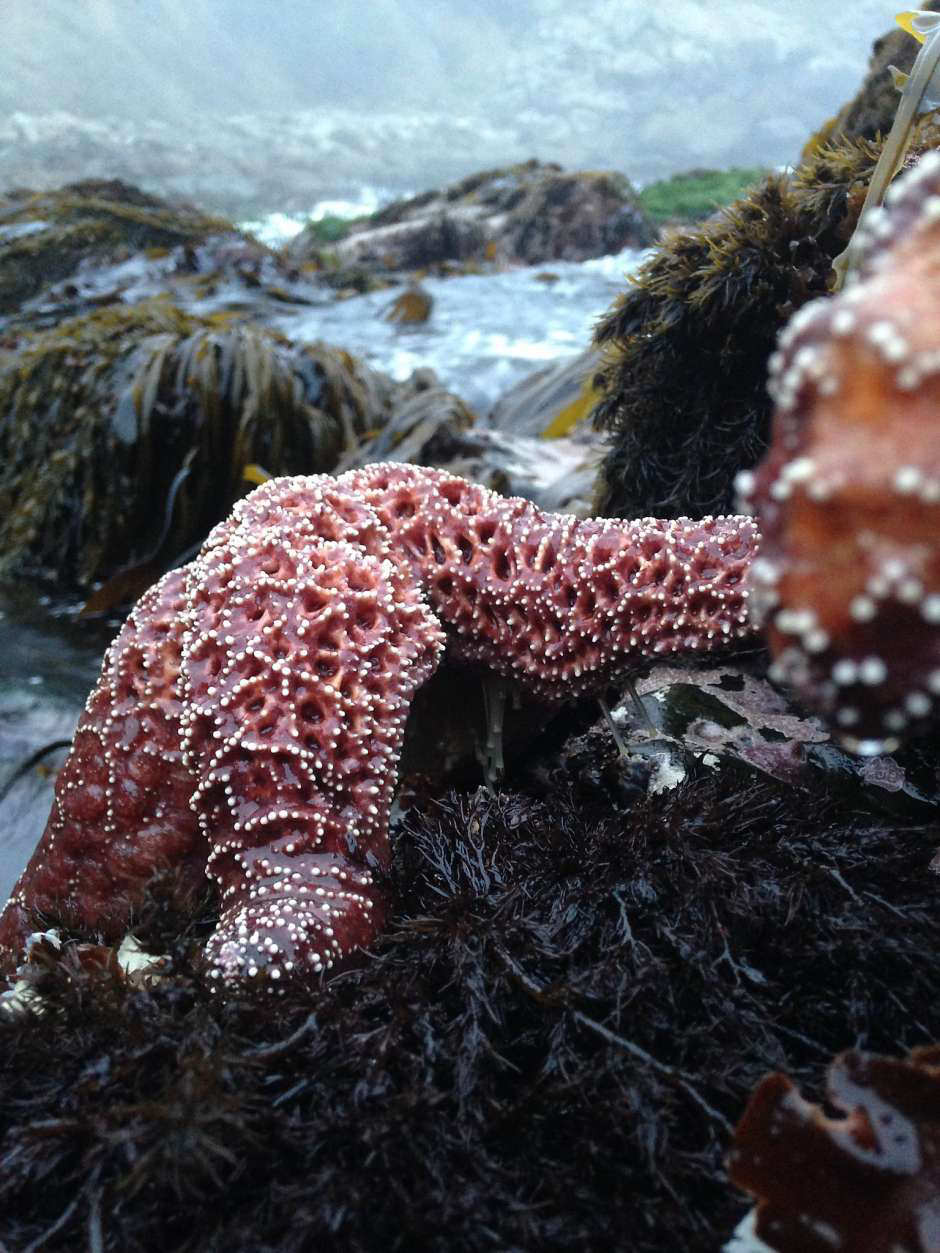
[741,152,940,754]
[0,464,758,990]
[0,570,207,960]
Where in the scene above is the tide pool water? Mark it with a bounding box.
[240,199,649,413]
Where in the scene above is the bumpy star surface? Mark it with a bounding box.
[0,465,758,989]
[739,150,940,755]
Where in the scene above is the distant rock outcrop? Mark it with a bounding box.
[288,160,655,272]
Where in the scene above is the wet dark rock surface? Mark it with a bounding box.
[288,160,655,272]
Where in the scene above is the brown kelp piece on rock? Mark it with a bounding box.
[740,151,940,754]
[0,300,457,592]
[0,464,758,991]
[729,1046,940,1253]
[591,126,940,523]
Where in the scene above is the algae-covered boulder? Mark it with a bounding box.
[0,179,245,316]
[0,299,451,592]
[591,127,940,521]
[288,159,655,273]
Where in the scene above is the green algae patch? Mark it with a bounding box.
[0,300,407,593]
[637,166,770,225]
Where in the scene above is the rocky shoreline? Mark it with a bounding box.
[3,16,940,1247]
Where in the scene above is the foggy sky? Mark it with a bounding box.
[0,1,905,198]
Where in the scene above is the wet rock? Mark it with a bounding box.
[336,383,600,516]
[383,283,434,324]
[337,368,476,471]
[560,661,940,823]
[332,211,486,273]
[488,346,601,439]
[0,179,249,316]
[288,159,655,273]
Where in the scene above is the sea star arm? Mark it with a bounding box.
[0,569,205,967]
[346,463,758,701]
[179,513,444,986]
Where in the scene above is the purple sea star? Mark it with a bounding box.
[0,464,759,990]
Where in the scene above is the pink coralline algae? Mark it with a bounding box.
[739,150,940,755]
[0,464,758,990]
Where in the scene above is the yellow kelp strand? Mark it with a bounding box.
[832,9,940,289]
[896,10,930,42]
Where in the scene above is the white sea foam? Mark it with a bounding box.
[270,244,652,414]
[240,189,405,247]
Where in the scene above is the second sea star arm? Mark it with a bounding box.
[0,569,205,972]
[179,522,444,988]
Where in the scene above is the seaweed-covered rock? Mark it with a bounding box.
[0,299,458,592]
[0,179,243,316]
[591,175,840,519]
[1,769,938,1251]
[288,160,655,272]
[590,126,940,521]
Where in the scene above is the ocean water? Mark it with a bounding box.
[239,188,404,246]
[270,247,651,415]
